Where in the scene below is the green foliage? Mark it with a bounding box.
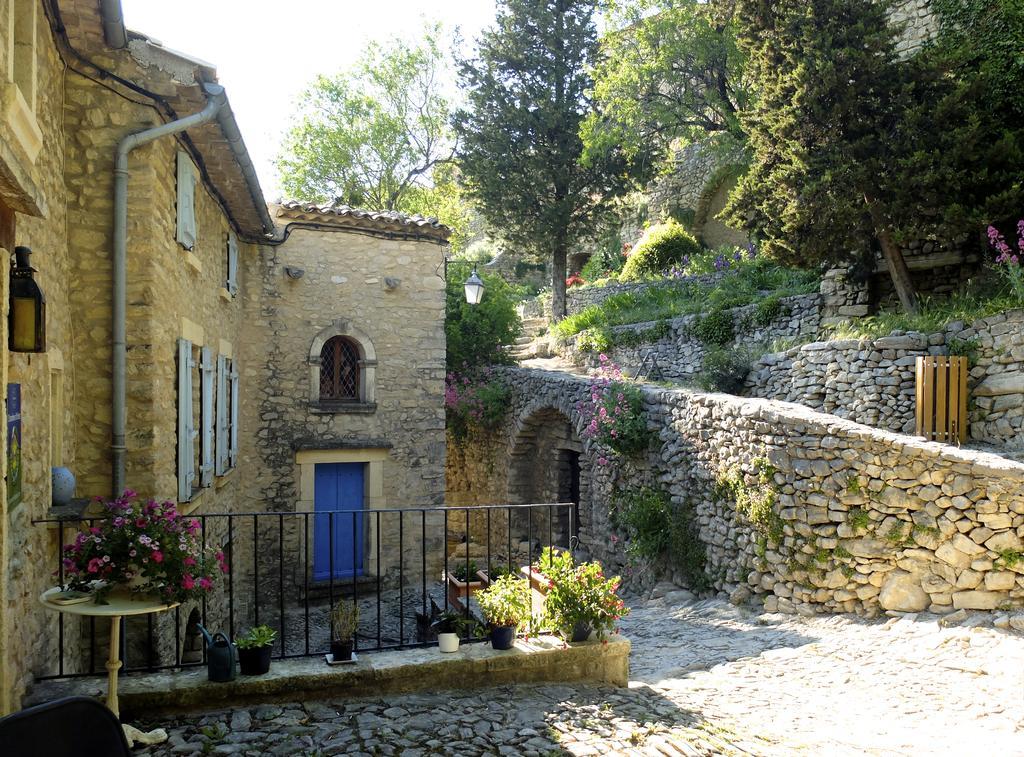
[575,320,670,354]
[697,344,759,394]
[692,309,735,346]
[445,261,522,371]
[752,295,789,327]
[534,548,629,640]
[581,368,651,457]
[451,560,480,583]
[611,487,709,591]
[476,574,533,628]
[946,336,980,363]
[576,328,612,354]
[277,26,454,211]
[582,0,747,176]
[445,370,512,443]
[716,458,783,542]
[455,0,636,319]
[848,508,871,532]
[552,259,818,340]
[931,0,1024,122]
[236,625,277,650]
[823,282,1024,342]
[727,0,1024,313]
[619,222,703,282]
[995,550,1023,568]
[580,229,627,281]
[430,610,484,637]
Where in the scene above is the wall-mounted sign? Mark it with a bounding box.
[7,383,22,510]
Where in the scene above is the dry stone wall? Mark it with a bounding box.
[747,309,1024,449]
[447,367,1024,617]
[562,294,821,381]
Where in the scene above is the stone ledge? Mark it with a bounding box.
[28,635,630,718]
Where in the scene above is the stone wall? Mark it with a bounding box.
[892,0,940,58]
[561,294,822,381]
[448,367,1024,618]
[746,309,1024,449]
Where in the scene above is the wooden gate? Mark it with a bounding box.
[915,356,969,444]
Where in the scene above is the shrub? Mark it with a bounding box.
[330,601,359,642]
[576,328,611,354]
[533,548,628,640]
[445,370,511,442]
[752,295,789,327]
[236,625,277,650]
[698,345,758,393]
[611,487,709,591]
[619,221,702,281]
[578,356,650,457]
[476,574,532,629]
[692,309,735,346]
[446,260,522,370]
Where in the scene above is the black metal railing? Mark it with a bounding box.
[34,502,576,680]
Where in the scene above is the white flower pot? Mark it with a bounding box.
[438,632,460,653]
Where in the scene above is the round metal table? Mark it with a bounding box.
[39,587,179,745]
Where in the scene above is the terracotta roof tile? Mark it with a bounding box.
[273,201,451,243]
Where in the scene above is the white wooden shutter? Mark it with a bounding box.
[226,232,239,295]
[200,346,215,487]
[216,354,228,476]
[177,339,196,501]
[229,360,239,468]
[176,151,197,250]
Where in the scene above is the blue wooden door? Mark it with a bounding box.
[313,463,365,580]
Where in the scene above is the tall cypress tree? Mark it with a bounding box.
[727,0,1023,314]
[455,0,630,320]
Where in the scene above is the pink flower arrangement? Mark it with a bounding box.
[445,368,510,442]
[60,491,227,604]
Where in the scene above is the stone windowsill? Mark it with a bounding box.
[2,82,42,164]
[310,401,377,415]
[219,287,234,302]
[215,467,236,489]
[185,251,202,273]
[44,497,92,529]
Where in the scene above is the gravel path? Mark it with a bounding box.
[137,588,1024,756]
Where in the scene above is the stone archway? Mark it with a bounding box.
[506,406,588,551]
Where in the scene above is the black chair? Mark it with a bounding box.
[0,696,131,756]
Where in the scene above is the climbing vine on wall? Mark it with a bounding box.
[715,456,784,543]
[610,486,709,591]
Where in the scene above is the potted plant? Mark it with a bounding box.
[60,491,227,605]
[446,559,484,600]
[476,574,532,650]
[430,610,479,653]
[236,625,276,675]
[536,551,629,642]
[476,562,513,585]
[330,600,359,661]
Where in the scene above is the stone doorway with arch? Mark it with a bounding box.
[506,407,588,553]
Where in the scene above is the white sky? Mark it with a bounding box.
[121,0,498,199]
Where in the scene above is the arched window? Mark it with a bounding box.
[319,336,360,402]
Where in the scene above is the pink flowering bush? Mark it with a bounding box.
[577,355,650,459]
[445,369,511,443]
[988,221,1024,300]
[534,548,628,641]
[61,491,227,604]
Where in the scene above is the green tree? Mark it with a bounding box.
[454,0,633,320]
[277,27,455,212]
[446,261,523,370]
[582,0,746,173]
[727,0,1024,314]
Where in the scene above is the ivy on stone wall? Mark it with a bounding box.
[715,457,784,543]
[610,486,709,591]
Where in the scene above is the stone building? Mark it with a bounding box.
[0,1,448,713]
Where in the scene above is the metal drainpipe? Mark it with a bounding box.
[111,82,226,497]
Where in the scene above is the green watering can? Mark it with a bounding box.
[197,624,237,682]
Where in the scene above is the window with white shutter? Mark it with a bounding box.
[177,339,196,501]
[176,151,197,250]
[200,347,215,487]
[216,355,229,476]
[226,232,239,296]
[229,359,239,469]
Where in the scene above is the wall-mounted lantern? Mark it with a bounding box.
[9,246,46,353]
[464,267,485,305]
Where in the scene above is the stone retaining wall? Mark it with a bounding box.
[448,367,1024,617]
[746,309,1024,448]
[563,294,821,380]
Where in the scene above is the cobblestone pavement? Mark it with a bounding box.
[137,590,1024,756]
